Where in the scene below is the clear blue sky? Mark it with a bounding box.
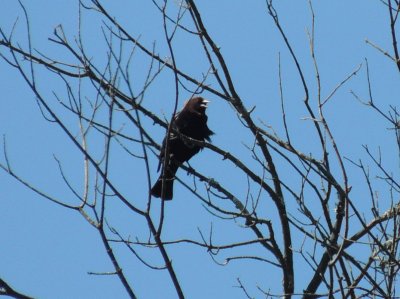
[0,1,398,298]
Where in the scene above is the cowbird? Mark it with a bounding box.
[151,97,214,200]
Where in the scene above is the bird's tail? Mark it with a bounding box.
[150,176,174,200]
[151,160,179,200]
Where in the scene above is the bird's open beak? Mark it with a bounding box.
[200,99,210,108]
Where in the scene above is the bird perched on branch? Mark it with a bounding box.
[151,97,214,200]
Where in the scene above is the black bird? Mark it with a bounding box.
[151,97,214,200]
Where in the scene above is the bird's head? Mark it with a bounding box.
[184,97,210,115]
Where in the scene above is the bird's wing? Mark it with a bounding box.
[156,123,180,172]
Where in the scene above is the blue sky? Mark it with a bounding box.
[1,1,399,298]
